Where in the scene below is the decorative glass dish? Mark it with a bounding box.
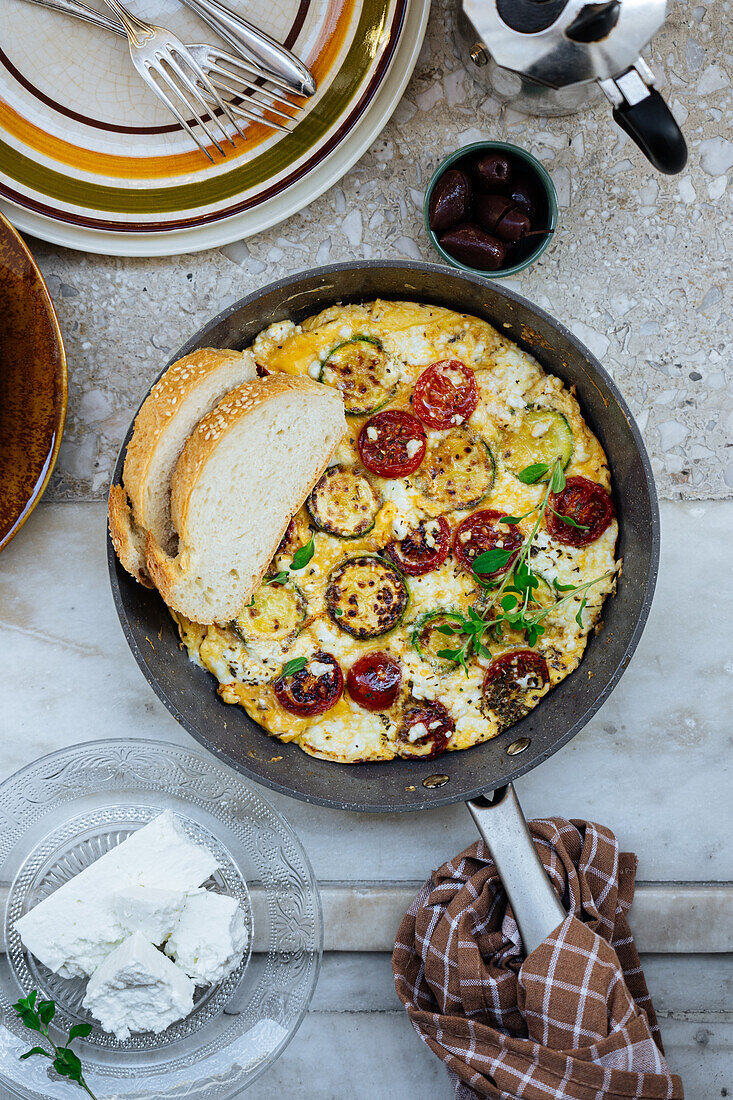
[0,739,322,1099]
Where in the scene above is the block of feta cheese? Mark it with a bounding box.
[113,886,188,945]
[83,932,195,1041]
[15,811,220,979]
[165,891,248,986]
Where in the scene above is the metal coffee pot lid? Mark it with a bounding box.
[461,0,668,88]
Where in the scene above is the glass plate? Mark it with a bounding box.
[0,739,322,1099]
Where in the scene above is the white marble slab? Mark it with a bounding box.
[1,498,731,1097]
[1,499,730,884]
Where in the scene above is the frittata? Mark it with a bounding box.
[174,300,618,764]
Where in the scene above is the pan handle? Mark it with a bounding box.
[466,783,565,955]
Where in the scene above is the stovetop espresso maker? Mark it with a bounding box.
[455,0,687,174]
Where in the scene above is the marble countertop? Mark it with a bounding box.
[1,0,732,1094]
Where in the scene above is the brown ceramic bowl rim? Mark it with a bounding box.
[0,212,67,551]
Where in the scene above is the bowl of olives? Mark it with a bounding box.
[424,141,558,278]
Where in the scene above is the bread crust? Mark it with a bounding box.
[107,484,154,588]
[145,374,344,622]
[123,347,254,531]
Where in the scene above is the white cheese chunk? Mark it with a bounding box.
[165,891,248,986]
[83,932,194,1041]
[113,886,187,946]
[15,812,220,979]
[407,721,428,742]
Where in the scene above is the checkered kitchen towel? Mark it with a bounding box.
[392,818,683,1100]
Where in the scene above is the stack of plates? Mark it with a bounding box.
[0,0,430,254]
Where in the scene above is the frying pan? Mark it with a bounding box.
[109,261,659,950]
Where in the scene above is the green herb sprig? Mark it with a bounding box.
[267,531,316,586]
[436,459,613,670]
[13,992,97,1098]
[281,656,308,677]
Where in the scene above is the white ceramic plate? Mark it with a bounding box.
[0,0,429,255]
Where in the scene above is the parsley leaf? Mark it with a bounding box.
[575,597,588,628]
[516,463,550,484]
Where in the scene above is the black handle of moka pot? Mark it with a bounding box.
[612,88,687,174]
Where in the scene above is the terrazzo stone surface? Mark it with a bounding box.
[21,0,731,503]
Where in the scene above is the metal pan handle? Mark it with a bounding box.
[466,783,565,955]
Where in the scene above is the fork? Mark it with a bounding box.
[23,0,302,139]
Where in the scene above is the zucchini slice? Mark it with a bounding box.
[319,336,397,415]
[326,555,409,638]
[415,429,495,512]
[307,465,381,538]
[500,407,573,478]
[232,582,306,645]
[411,609,465,671]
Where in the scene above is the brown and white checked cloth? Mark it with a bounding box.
[392,817,684,1100]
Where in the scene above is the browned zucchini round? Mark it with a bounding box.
[326,555,409,638]
[414,428,495,512]
[306,465,380,538]
[319,336,397,415]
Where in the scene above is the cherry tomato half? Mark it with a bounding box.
[398,701,454,759]
[346,651,402,711]
[274,652,344,717]
[412,360,479,429]
[357,410,426,479]
[545,476,615,547]
[384,516,451,576]
[453,509,522,578]
[482,650,549,725]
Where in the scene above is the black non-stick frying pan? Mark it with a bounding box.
[109,262,659,948]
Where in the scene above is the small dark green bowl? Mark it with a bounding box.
[424,141,558,279]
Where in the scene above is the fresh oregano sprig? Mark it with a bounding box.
[267,530,316,586]
[436,458,613,668]
[13,991,97,1098]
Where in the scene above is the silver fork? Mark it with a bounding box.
[99,0,254,159]
[22,0,302,132]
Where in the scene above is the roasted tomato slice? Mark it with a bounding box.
[412,360,479,429]
[274,652,344,717]
[546,476,615,547]
[346,651,402,711]
[357,410,426,478]
[453,509,522,578]
[384,516,451,576]
[398,701,454,759]
[482,650,550,726]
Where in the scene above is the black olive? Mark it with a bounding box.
[508,172,542,220]
[495,205,532,242]
[439,223,506,271]
[429,169,472,233]
[475,152,512,192]
[474,193,514,234]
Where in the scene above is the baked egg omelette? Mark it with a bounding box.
[174,300,618,764]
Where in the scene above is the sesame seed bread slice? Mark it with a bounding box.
[108,347,258,583]
[144,374,346,624]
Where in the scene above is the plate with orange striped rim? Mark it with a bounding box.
[0,0,425,254]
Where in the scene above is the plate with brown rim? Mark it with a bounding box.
[0,0,429,256]
[0,213,66,551]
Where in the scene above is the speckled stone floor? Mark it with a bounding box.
[25,0,731,506]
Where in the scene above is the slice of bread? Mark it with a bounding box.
[144,374,345,624]
[108,347,258,582]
